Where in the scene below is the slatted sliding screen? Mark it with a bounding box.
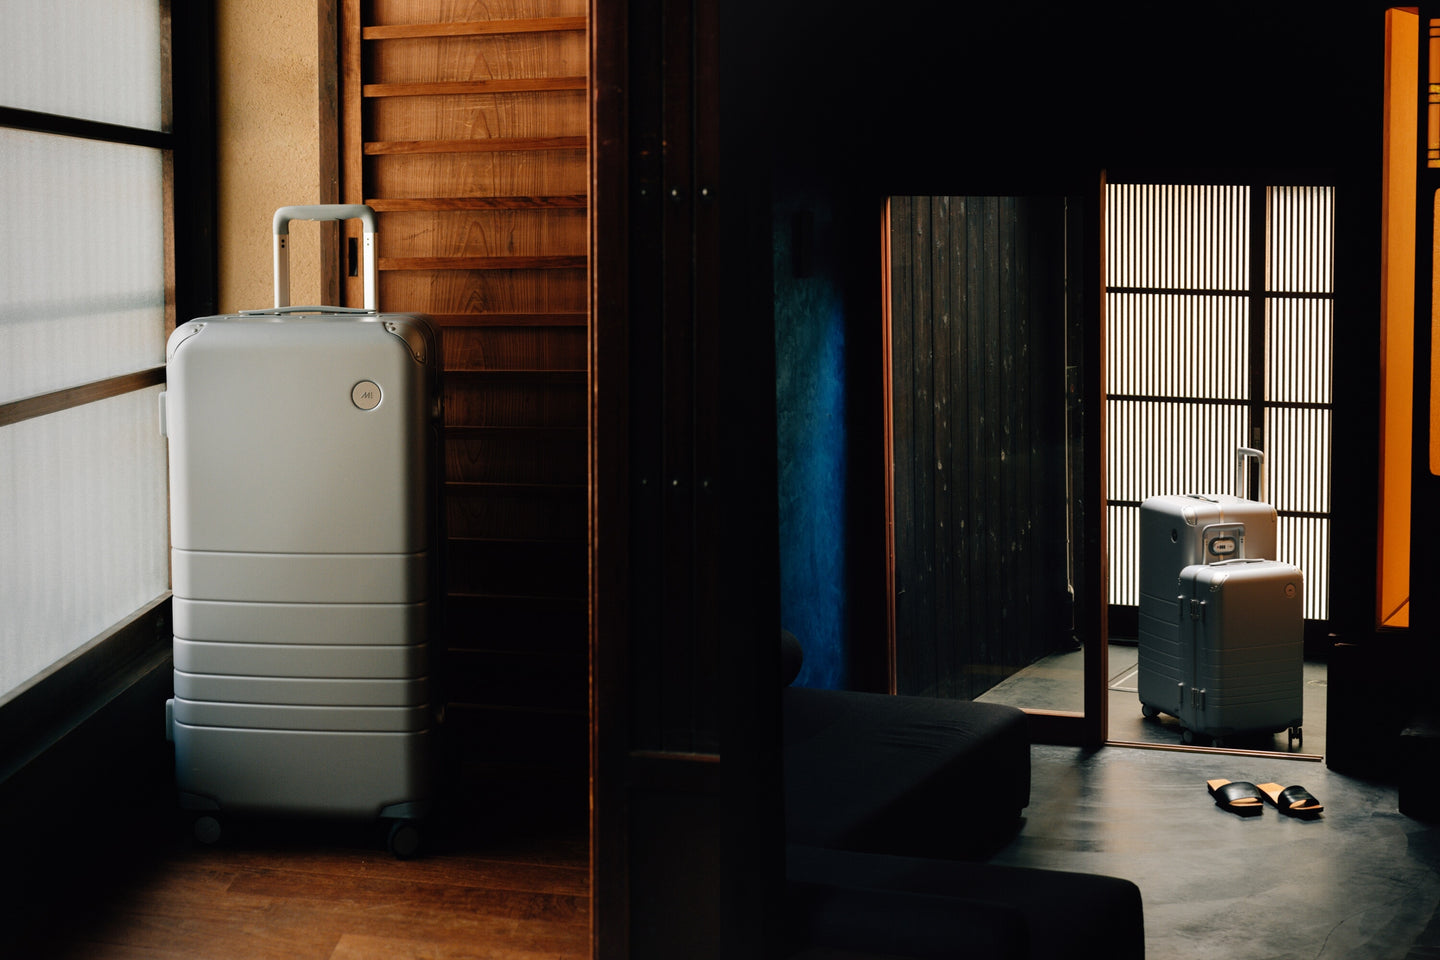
[1106,182,1333,622]
[1264,186,1335,623]
[340,0,588,774]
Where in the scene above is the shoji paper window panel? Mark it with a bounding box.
[0,129,166,404]
[0,0,163,131]
[0,388,169,696]
[0,0,168,700]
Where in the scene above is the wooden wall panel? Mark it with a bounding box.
[442,326,586,370]
[442,374,585,426]
[341,2,588,784]
[370,0,585,24]
[380,270,586,313]
[445,426,585,483]
[367,91,586,140]
[368,34,586,83]
[380,209,587,259]
[890,195,1070,701]
[368,151,587,198]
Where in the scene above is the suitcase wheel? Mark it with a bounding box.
[192,814,222,846]
[1141,703,1160,720]
[387,819,422,859]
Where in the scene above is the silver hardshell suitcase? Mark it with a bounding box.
[162,205,443,856]
[1171,558,1304,745]
[1136,447,1277,727]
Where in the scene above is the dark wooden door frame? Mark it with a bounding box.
[880,181,1108,750]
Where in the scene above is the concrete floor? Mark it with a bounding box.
[990,743,1440,959]
[977,641,1327,757]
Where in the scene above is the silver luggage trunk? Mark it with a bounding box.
[1171,558,1304,744]
[1135,447,1301,745]
[162,205,443,855]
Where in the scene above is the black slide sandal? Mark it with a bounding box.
[1256,782,1324,818]
[1206,779,1266,816]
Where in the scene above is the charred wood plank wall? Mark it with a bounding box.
[888,195,1072,701]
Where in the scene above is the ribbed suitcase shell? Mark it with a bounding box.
[162,207,442,839]
[164,313,442,821]
[1172,558,1303,742]
[1136,493,1276,720]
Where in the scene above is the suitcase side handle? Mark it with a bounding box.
[1235,446,1267,502]
[272,204,378,312]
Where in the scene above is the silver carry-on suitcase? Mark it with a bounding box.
[162,205,443,856]
[1136,447,1277,727]
[1172,558,1304,746]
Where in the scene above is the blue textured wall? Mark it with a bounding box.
[774,195,849,690]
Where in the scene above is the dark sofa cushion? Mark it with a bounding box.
[787,844,1145,960]
[784,685,1030,860]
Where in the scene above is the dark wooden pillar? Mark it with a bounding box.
[590,0,782,956]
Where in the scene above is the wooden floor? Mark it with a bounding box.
[8,768,590,960]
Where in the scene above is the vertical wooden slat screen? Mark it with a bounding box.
[1105,181,1334,623]
[888,195,1070,701]
[1264,185,1335,622]
[340,0,589,778]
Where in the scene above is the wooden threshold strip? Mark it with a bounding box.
[366,196,587,211]
[431,312,587,327]
[381,255,586,271]
[364,77,586,98]
[0,367,165,429]
[364,136,586,156]
[363,17,587,40]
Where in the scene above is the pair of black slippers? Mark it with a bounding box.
[1206,778,1324,818]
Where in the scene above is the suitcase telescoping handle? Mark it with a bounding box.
[272,204,377,312]
[1235,446,1268,502]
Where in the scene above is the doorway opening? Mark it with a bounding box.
[885,184,1332,757]
[1103,178,1333,756]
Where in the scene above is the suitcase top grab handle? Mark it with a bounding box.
[1235,446,1268,503]
[272,204,377,312]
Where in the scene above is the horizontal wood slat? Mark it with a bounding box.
[443,594,586,653]
[447,538,587,599]
[368,155,588,200]
[448,480,585,495]
[431,312,587,327]
[444,703,588,766]
[445,648,587,713]
[0,367,166,428]
[446,482,586,541]
[367,195,586,211]
[442,326,586,372]
[363,17,588,40]
[382,271,587,314]
[367,92,585,143]
[364,78,586,98]
[445,425,587,484]
[443,378,586,428]
[381,254,586,271]
[448,369,585,382]
[365,135,586,155]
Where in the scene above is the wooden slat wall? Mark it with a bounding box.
[889,195,1071,700]
[340,0,588,777]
